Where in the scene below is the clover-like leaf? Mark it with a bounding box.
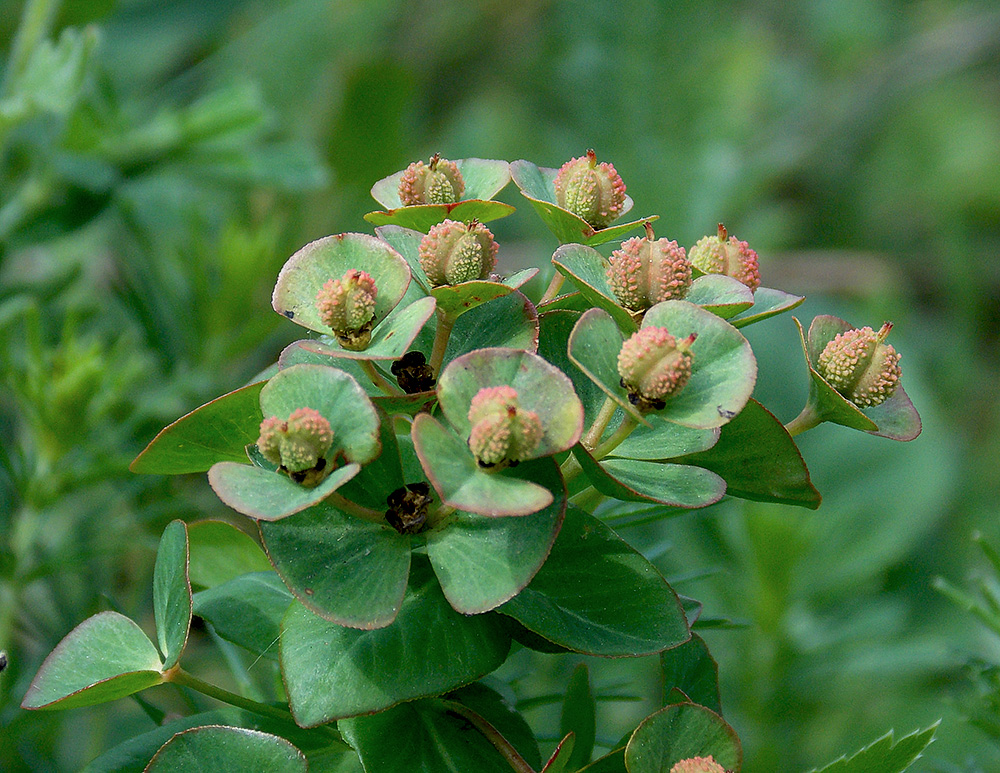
[571,445,726,509]
[260,499,412,629]
[280,559,511,726]
[624,703,742,773]
[412,413,558,516]
[193,572,293,656]
[366,158,514,231]
[22,612,163,710]
[208,462,361,522]
[683,274,754,319]
[729,286,804,328]
[426,466,566,614]
[500,506,689,656]
[510,160,653,246]
[130,381,265,474]
[272,233,410,335]
[145,726,307,773]
[153,521,191,670]
[794,316,921,441]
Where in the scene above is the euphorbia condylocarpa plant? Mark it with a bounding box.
[23,153,934,772]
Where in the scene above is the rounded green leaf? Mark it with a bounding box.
[610,413,719,461]
[145,726,307,773]
[412,413,556,516]
[571,446,726,509]
[280,560,511,725]
[510,160,652,246]
[187,520,272,590]
[153,520,191,669]
[729,286,804,328]
[437,347,585,458]
[551,243,637,333]
[799,316,921,441]
[426,467,566,613]
[641,300,757,428]
[500,507,689,656]
[442,290,539,365]
[370,158,512,210]
[624,703,742,773]
[374,224,434,291]
[22,612,163,710]
[660,634,721,714]
[364,200,516,232]
[260,500,411,629]
[193,572,293,656]
[683,275,754,319]
[278,341,379,394]
[538,310,609,426]
[208,461,361,521]
[272,233,410,335]
[673,398,821,509]
[260,363,381,464]
[130,381,265,474]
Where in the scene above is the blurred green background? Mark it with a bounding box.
[1,0,999,769]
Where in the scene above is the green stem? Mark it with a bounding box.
[784,404,822,437]
[325,491,385,524]
[360,359,402,396]
[166,667,297,724]
[592,415,638,459]
[582,397,618,450]
[428,310,456,376]
[538,273,565,305]
[441,700,537,773]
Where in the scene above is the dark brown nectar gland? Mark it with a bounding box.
[333,319,374,351]
[385,482,433,534]
[391,350,436,393]
[282,455,331,487]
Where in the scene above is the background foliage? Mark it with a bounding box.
[1,0,998,769]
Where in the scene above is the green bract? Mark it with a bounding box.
[29,153,925,773]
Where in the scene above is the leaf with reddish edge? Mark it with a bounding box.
[660,633,722,714]
[412,413,555,517]
[684,274,754,319]
[208,461,361,522]
[426,464,565,614]
[542,734,576,773]
[673,398,821,509]
[22,612,163,710]
[370,158,513,210]
[571,444,726,509]
[729,286,804,328]
[145,726,307,772]
[624,703,742,773]
[442,290,539,366]
[153,521,191,670]
[364,200,516,232]
[437,347,584,459]
[272,233,410,335]
[260,499,411,629]
[510,160,653,246]
[551,243,637,333]
[130,381,265,474]
[796,315,921,441]
[500,506,689,657]
[297,295,436,361]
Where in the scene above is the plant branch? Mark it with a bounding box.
[784,404,822,437]
[325,491,385,524]
[592,414,638,459]
[538,272,565,305]
[360,359,402,396]
[582,397,618,450]
[166,667,295,724]
[428,310,456,376]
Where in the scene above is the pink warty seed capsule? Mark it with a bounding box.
[257,407,334,473]
[467,385,544,467]
[607,221,693,311]
[419,218,499,286]
[553,149,627,229]
[669,757,727,773]
[617,326,696,406]
[316,269,377,336]
[689,223,761,291]
[397,153,465,205]
[817,322,901,408]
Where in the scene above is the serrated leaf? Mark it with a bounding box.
[808,724,938,773]
[153,521,191,669]
[22,612,163,710]
[130,381,265,474]
[624,703,742,772]
[193,572,292,656]
[145,726,307,772]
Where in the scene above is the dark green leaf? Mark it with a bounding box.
[501,506,689,656]
[22,612,162,710]
[561,664,596,769]
[659,634,721,714]
[610,413,719,461]
[130,381,264,474]
[153,520,191,669]
[551,243,637,333]
[578,748,627,772]
[542,734,576,773]
[260,500,411,628]
[145,726,307,772]
[624,703,742,772]
[443,290,539,365]
[538,310,608,426]
[452,683,542,770]
[193,572,292,656]
[280,561,511,725]
[187,521,271,590]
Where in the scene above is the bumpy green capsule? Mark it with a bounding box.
[315,269,378,350]
[418,218,498,286]
[554,149,627,229]
[689,223,761,291]
[398,153,465,205]
[607,221,692,311]
[816,322,901,408]
[467,385,543,468]
[257,407,334,477]
[669,757,727,773]
[617,326,696,411]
